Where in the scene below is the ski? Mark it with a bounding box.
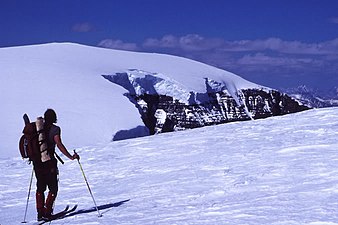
[50,205,71,218]
[37,205,77,224]
[28,206,69,224]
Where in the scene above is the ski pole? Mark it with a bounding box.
[74,150,102,217]
[22,167,34,223]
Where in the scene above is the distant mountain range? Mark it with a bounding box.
[281,86,338,108]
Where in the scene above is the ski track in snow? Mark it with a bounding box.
[1,107,338,225]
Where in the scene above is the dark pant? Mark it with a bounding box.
[34,159,59,194]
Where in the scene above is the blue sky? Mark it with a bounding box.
[1,0,338,90]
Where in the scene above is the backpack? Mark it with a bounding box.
[19,113,65,164]
[19,114,41,162]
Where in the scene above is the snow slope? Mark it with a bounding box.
[1,107,338,225]
[0,43,262,158]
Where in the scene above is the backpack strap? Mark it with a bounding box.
[44,124,64,164]
[54,152,64,164]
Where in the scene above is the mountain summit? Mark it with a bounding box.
[0,43,307,157]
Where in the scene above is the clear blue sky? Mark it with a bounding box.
[1,0,338,90]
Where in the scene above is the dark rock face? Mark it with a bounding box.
[127,89,309,134]
[103,72,310,135]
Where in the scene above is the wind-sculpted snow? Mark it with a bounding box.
[103,69,258,105]
[103,69,191,104]
[1,107,338,224]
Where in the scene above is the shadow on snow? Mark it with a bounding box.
[64,199,130,218]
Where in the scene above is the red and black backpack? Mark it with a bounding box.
[19,114,41,162]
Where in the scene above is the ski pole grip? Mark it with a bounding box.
[73,150,79,161]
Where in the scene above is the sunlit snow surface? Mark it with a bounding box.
[1,107,338,225]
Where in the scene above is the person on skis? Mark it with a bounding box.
[34,108,79,221]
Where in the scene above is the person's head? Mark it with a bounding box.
[44,108,57,125]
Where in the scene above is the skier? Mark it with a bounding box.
[34,108,79,221]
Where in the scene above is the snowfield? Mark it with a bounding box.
[1,107,338,225]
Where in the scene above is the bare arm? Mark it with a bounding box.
[54,134,79,160]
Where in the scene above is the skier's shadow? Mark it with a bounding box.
[64,199,130,218]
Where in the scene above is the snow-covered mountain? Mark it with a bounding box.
[0,43,307,158]
[283,86,338,108]
[1,107,338,224]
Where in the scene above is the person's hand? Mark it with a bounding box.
[72,152,80,160]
